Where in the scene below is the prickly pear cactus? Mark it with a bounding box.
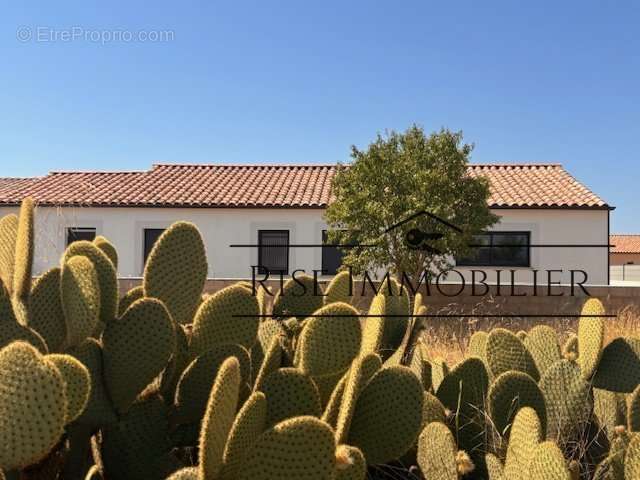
[324,271,353,305]
[12,198,35,315]
[117,285,144,316]
[577,298,606,380]
[360,293,386,355]
[529,441,572,479]
[237,416,336,480]
[27,267,67,352]
[593,337,640,393]
[63,240,118,326]
[44,353,91,423]
[143,221,207,325]
[93,235,118,269]
[272,274,324,319]
[347,365,423,465]
[61,255,100,347]
[174,344,250,424]
[101,297,176,413]
[199,357,241,480]
[259,368,322,427]
[0,213,18,294]
[504,407,543,480]
[0,341,67,470]
[297,302,361,377]
[221,391,267,479]
[486,328,539,381]
[335,353,382,444]
[417,421,458,480]
[488,370,547,438]
[539,359,592,441]
[190,283,260,355]
[436,356,488,417]
[523,325,561,376]
[334,444,366,480]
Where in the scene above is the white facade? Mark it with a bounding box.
[0,205,610,285]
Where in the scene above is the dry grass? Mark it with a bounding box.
[419,298,640,365]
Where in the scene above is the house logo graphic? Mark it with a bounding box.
[383,209,463,254]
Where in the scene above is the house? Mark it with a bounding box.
[610,235,640,266]
[0,163,613,285]
[609,235,640,283]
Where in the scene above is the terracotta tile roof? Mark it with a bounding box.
[0,163,610,209]
[610,235,640,254]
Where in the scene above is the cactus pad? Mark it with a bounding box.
[625,433,640,479]
[199,357,241,480]
[347,365,423,464]
[540,359,592,441]
[324,271,352,305]
[143,221,207,324]
[173,344,250,424]
[593,337,640,393]
[12,198,35,307]
[117,285,144,317]
[93,235,118,269]
[530,441,571,479]
[486,328,540,381]
[335,353,382,443]
[28,267,67,352]
[67,339,117,426]
[417,421,458,480]
[61,256,100,347]
[272,274,325,319]
[259,368,322,427]
[334,444,366,480]
[45,353,91,423]
[0,341,66,470]
[468,330,488,362]
[297,302,361,377]
[190,284,260,356]
[504,407,543,480]
[488,371,547,438]
[63,241,118,326]
[577,298,606,380]
[436,356,488,416]
[102,297,176,413]
[360,293,386,354]
[238,416,336,480]
[221,391,267,479]
[523,325,561,376]
[0,213,17,295]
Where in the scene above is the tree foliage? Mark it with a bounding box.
[324,125,498,282]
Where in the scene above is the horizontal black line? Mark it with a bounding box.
[229,244,376,248]
[232,314,617,318]
[230,244,613,248]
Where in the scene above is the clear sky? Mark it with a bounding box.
[1,1,638,232]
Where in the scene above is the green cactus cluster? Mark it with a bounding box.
[1,206,640,479]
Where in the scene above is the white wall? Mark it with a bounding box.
[0,206,609,285]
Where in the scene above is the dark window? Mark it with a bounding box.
[67,227,96,246]
[457,232,530,267]
[258,230,289,274]
[322,230,345,275]
[143,228,165,265]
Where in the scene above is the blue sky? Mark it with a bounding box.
[1,1,638,232]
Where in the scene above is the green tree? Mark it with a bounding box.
[325,125,498,284]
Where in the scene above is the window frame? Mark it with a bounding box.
[321,229,346,275]
[257,229,290,275]
[66,227,97,246]
[143,228,166,266]
[456,231,531,268]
